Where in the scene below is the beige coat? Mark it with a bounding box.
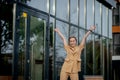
[61,45,84,73]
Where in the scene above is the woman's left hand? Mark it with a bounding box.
[89,26,96,30]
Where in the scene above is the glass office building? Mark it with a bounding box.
[0,0,116,80]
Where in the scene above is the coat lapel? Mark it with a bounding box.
[69,46,78,55]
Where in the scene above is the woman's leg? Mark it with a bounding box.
[60,71,69,80]
[70,73,79,80]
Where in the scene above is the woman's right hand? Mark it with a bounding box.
[54,28,59,33]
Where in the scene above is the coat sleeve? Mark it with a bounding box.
[79,44,84,51]
[64,45,69,54]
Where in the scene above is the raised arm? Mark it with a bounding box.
[54,28,67,46]
[79,26,96,48]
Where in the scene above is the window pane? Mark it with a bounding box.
[70,26,78,44]
[95,0,101,34]
[94,35,101,75]
[79,0,86,28]
[87,0,94,29]
[113,46,120,55]
[70,0,78,24]
[56,0,68,21]
[102,6,108,37]
[113,34,120,44]
[86,34,93,75]
[27,0,48,12]
[50,0,55,15]
[113,33,120,55]
[0,20,13,76]
[79,29,85,43]
[102,37,108,79]
[109,10,112,38]
[112,5,120,26]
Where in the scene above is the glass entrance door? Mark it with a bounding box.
[30,16,45,80]
[16,8,49,80]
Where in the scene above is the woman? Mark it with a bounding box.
[54,26,96,80]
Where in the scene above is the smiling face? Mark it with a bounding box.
[69,37,77,47]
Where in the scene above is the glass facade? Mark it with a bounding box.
[0,0,115,80]
[52,1,112,80]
